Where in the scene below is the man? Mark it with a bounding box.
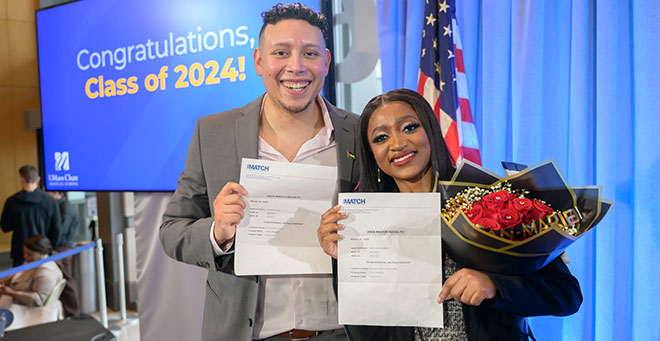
[1,165,61,267]
[46,191,78,249]
[47,190,80,317]
[160,4,358,341]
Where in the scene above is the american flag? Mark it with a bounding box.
[417,0,481,165]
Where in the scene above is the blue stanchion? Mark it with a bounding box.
[0,241,97,279]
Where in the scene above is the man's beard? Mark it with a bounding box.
[278,97,314,114]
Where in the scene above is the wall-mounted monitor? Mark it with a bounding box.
[37,0,327,191]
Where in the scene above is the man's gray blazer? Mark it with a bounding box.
[160,95,360,340]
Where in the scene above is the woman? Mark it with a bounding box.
[318,89,582,340]
[0,235,63,307]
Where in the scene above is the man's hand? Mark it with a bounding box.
[317,205,347,259]
[212,182,247,246]
[437,268,497,306]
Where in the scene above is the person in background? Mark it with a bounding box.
[160,3,359,340]
[46,191,78,249]
[46,191,80,317]
[0,235,63,307]
[1,166,61,267]
[318,89,582,341]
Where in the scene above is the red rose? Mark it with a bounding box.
[525,199,554,222]
[474,217,501,230]
[481,191,515,210]
[497,208,522,229]
[506,197,533,214]
[480,208,498,220]
[465,205,483,222]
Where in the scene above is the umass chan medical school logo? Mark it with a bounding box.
[50,151,79,186]
[54,151,70,171]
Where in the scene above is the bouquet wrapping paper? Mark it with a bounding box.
[440,160,612,275]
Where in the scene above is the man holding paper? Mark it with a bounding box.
[160,3,358,341]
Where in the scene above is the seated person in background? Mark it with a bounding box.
[46,190,80,317]
[0,235,63,307]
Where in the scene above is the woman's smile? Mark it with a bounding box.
[391,150,417,166]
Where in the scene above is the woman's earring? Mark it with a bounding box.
[377,168,381,183]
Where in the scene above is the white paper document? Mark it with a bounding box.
[338,192,443,327]
[235,158,337,275]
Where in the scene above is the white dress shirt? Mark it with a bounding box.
[209,95,340,339]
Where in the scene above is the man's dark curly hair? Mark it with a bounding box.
[258,3,328,46]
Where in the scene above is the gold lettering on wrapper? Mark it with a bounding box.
[547,213,562,229]
[563,209,579,225]
[557,211,569,226]
[500,228,514,239]
[522,221,538,239]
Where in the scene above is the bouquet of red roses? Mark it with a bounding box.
[440,160,612,275]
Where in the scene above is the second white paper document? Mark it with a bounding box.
[338,192,443,327]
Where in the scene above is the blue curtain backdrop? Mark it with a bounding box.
[377,1,659,340]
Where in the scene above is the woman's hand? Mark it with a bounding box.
[317,205,347,259]
[438,268,496,306]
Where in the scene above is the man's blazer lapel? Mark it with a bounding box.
[326,99,358,193]
[235,96,263,161]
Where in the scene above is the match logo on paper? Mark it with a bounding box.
[246,164,269,172]
[342,198,366,205]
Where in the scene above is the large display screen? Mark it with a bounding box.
[38,0,323,191]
